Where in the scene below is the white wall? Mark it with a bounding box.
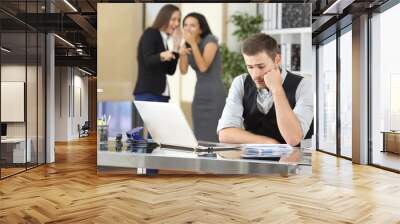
[301,32,313,78]
[72,74,89,137]
[1,65,26,81]
[55,67,68,141]
[55,67,89,141]
[2,64,46,163]
[1,65,30,138]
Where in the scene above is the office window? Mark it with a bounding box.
[0,1,46,179]
[371,3,400,171]
[1,30,28,178]
[340,29,352,158]
[318,37,337,154]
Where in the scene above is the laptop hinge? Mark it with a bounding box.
[160,144,196,152]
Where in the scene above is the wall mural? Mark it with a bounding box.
[282,3,311,28]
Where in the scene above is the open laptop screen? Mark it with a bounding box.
[134,101,199,149]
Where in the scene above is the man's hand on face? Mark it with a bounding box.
[263,65,282,93]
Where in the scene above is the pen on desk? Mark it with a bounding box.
[107,115,111,125]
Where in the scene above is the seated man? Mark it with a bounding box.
[217,33,313,146]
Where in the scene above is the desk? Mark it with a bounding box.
[1,138,31,163]
[97,140,312,176]
[382,131,400,154]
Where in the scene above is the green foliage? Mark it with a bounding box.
[220,13,263,91]
[220,44,247,91]
[231,13,264,41]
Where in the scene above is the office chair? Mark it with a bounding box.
[79,121,90,138]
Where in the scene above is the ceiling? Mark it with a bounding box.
[0,0,394,76]
[1,0,98,74]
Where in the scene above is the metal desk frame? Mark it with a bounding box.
[97,145,312,176]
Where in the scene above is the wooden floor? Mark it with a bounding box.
[1,135,400,223]
[0,167,26,178]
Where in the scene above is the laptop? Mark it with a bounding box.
[134,101,240,152]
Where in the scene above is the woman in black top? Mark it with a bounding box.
[134,4,181,103]
[134,4,181,176]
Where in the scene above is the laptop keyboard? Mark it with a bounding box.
[199,142,218,147]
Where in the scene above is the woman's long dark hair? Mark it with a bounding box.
[183,12,212,38]
[152,4,180,30]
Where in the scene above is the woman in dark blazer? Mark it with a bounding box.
[134,4,181,176]
[134,4,181,103]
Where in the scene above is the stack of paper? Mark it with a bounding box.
[242,144,293,156]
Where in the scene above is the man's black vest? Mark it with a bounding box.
[242,71,314,144]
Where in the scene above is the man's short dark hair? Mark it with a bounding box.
[241,33,280,60]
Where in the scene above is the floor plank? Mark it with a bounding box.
[1,135,400,223]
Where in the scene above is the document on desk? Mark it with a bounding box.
[241,144,293,157]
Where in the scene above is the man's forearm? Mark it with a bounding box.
[272,87,303,146]
[218,127,279,144]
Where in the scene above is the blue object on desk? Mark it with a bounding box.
[126,127,144,141]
